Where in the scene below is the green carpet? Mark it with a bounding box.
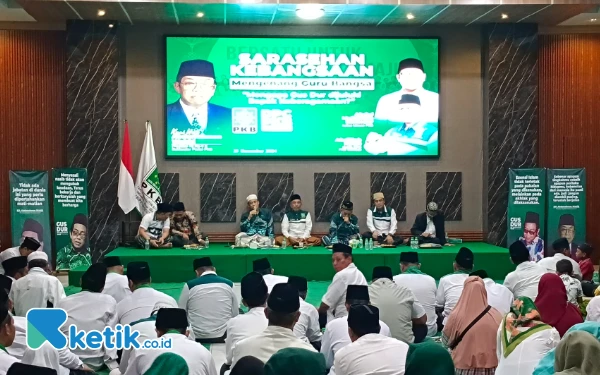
[69,242,513,286]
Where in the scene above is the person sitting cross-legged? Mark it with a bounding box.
[136,203,173,249]
[275,194,321,247]
[363,192,404,246]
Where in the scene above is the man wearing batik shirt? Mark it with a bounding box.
[56,213,92,270]
[236,194,274,247]
[170,202,204,247]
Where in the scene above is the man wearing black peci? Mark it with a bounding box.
[410,202,449,246]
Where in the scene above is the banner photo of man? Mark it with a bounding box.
[165,37,439,158]
[56,213,91,270]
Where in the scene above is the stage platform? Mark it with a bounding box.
[68,242,513,286]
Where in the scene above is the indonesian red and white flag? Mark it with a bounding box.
[118,121,138,214]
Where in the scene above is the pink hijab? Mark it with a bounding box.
[443,276,503,370]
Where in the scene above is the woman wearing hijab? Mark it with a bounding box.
[496,297,560,375]
[264,348,326,375]
[442,276,502,375]
[535,274,583,337]
[405,341,454,375]
[230,356,264,375]
[533,322,600,375]
[554,331,600,375]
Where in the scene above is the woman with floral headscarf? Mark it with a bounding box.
[496,297,560,375]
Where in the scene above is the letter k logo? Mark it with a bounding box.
[26,309,68,349]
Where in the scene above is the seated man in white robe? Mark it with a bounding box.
[0,237,40,275]
[102,256,131,303]
[334,305,409,375]
[124,308,217,375]
[321,285,392,374]
[58,263,118,372]
[363,192,404,246]
[116,262,177,325]
[231,284,316,367]
[178,257,238,343]
[252,258,287,293]
[275,194,321,247]
[236,194,274,248]
[287,276,322,349]
[469,269,514,315]
[9,251,65,316]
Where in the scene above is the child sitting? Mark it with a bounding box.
[557,259,583,308]
[576,243,594,281]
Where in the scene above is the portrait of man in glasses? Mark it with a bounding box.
[56,213,92,270]
[519,211,544,262]
[166,59,232,138]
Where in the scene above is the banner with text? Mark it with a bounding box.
[52,168,91,270]
[547,168,586,258]
[9,171,52,264]
[508,168,546,261]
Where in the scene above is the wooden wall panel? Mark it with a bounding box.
[0,30,66,248]
[539,34,600,259]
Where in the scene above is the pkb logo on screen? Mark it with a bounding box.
[26,309,172,350]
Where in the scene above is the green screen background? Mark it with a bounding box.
[165,36,439,158]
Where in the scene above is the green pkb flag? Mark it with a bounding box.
[507,169,546,261]
[9,171,53,265]
[52,168,91,271]
[135,121,162,216]
[546,169,586,258]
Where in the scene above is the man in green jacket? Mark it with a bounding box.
[322,201,360,246]
[236,194,274,247]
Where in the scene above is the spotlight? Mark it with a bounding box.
[108,24,114,28]
[296,4,324,20]
[406,13,415,20]
[501,13,508,19]
[196,12,205,18]
[97,9,106,17]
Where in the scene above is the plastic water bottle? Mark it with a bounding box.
[367,238,372,251]
[282,238,287,249]
[411,237,418,249]
[144,239,150,250]
[205,236,210,248]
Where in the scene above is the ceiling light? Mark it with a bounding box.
[591,18,597,22]
[196,12,205,18]
[97,9,106,17]
[296,4,324,20]
[108,23,114,28]
[406,13,415,20]
[501,13,508,19]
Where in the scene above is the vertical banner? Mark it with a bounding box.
[507,168,546,261]
[52,168,91,270]
[9,171,52,264]
[547,168,586,258]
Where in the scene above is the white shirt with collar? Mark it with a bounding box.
[393,272,438,337]
[124,333,217,375]
[0,247,20,274]
[366,207,398,235]
[262,274,289,293]
[294,298,322,344]
[103,272,132,303]
[322,263,368,322]
[436,272,469,324]
[281,212,313,239]
[180,99,208,131]
[57,291,118,371]
[482,278,514,316]
[117,286,177,325]
[225,307,268,365]
[0,349,18,375]
[369,278,426,344]
[375,88,439,123]
[231,325,317,367]
[9,267,66,316]
[321,315,391,370]
[334,333,409,375]
[425,216,436,237]
[538,253,582,278]
[586,296,600,323]
[178,271,238,339]
[503,261,547,300]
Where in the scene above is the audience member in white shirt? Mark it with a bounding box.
[436,247,474,326]
[0,237,40,276]
[102,256,132,303]
[252,258,288,293]
[503,241,547,300]
[318,244,367,324]
[223,272,269,373]
[9,251,65,316]
[538,238,582,279]
[469,269,514,315]
[394,251,439,337]
[321,285,392,373]
[334,304,409,375]
[287,276,322,347]
[369,266,427,344]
